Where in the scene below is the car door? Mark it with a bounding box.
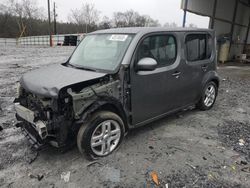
[184,33,214,102]
[130,33,190,125]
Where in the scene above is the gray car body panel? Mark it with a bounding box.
[20,64,106,98]
[125,29,217,125]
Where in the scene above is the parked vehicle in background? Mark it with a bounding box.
[14,27,219,159]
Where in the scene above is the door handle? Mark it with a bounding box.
[172,71,181,78]
[201,65,208,71]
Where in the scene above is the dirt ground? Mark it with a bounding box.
[0,45,250,188]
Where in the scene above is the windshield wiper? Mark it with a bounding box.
[67,64,96,72]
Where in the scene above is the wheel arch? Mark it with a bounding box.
[210,78,219,88]
[74,97,129,134]
[197,71,219,101]
[201,71,219,90]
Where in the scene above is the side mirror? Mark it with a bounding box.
[136,57,157,71]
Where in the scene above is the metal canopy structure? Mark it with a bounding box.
[181,0,250,60]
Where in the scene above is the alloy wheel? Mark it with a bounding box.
[204,84,216,107]
[90,120,121,156]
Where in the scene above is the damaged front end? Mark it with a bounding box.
[14,72,128,150]
[14,87,72,149]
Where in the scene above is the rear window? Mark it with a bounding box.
[185,34,212,62]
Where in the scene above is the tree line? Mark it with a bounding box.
[0,0,196,38]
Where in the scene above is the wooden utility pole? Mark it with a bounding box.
[53,2,57,35]
[48,0,52,46]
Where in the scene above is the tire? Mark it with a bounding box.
[77,111,125,159]
[196,81,218,111]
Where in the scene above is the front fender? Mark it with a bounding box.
[71,97,128,134]
[67,80,122,119]
[79,97,126,121]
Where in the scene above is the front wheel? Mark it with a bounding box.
[197,81,218,110]
[77,111,125,159]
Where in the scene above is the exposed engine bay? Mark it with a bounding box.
[14,68,129,149]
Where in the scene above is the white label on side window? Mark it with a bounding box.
[109,35,128,41]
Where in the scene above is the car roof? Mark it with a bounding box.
[91,27,214,35]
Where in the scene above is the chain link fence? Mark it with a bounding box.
[0,34,84,46]
[0,38,17,46]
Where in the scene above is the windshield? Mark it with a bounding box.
[69,34,134,72]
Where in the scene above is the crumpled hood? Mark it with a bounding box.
[20,64,107,98]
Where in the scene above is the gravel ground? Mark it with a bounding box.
[0,45,250,188]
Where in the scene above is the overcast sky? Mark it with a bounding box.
[37,0,209,28]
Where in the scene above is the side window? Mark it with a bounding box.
[137,35,177,67]
[186,34,212,62]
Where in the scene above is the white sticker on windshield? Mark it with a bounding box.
[109,35,128,41]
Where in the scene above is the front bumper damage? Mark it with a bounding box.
[14,103,70,149]
[15,121,46,150]
[15,103,48,139]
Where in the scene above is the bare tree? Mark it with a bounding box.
[9,0,44,19]
[113,10,140,27]
[163,22,178,28]
[68,9,85,32]
[69,3,99,33]
[113,10,160,27]
[113,12,126,27]
[99,16,111,29]
[0,3,8,14]
[142,15,160,27]
[3,0,44,36]
[83,3,99,32]
[123,10,139,26]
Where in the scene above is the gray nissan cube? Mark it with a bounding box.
[14,27,219,159]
